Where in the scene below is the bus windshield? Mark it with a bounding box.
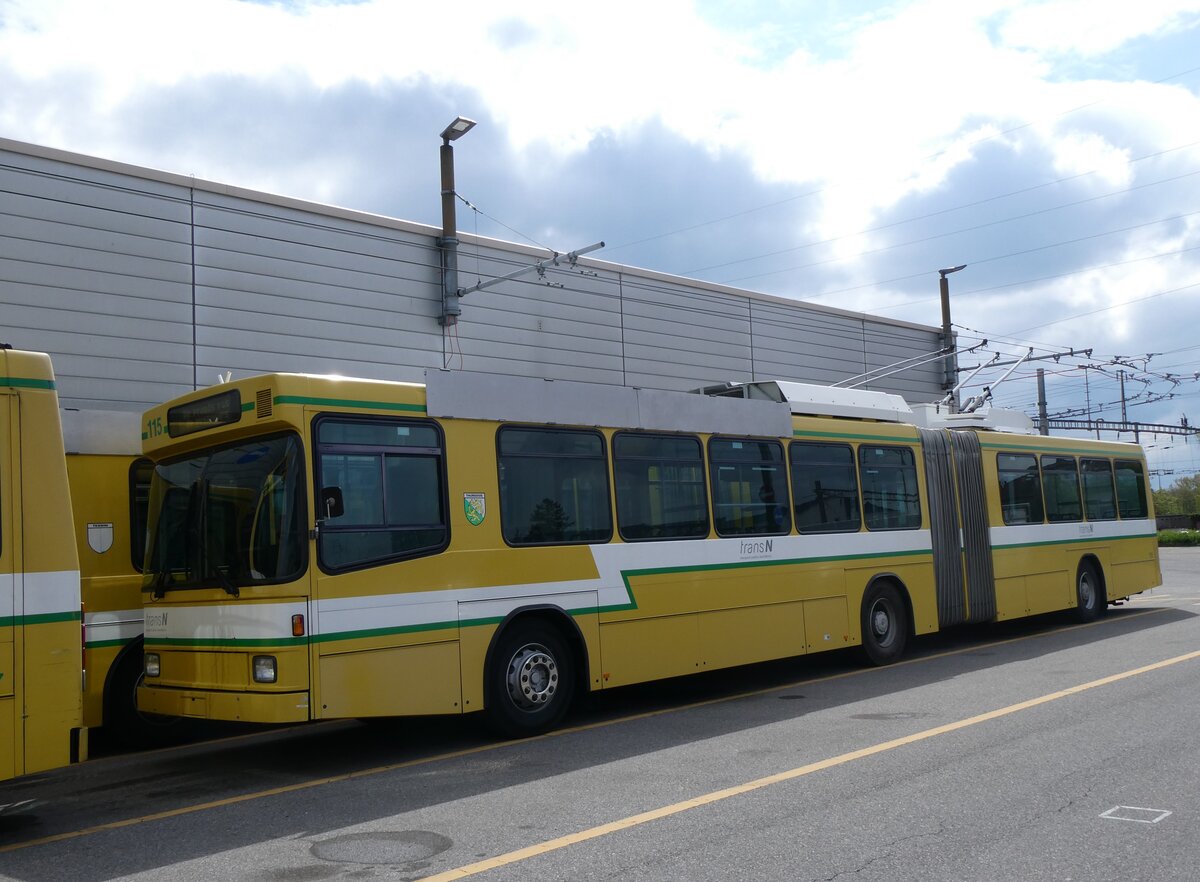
[143,433,306,593]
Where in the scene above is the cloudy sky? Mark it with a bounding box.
[2,0,1199,482]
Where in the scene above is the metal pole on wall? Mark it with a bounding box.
[1037,368,1049,435]
[938,265,967,411]
[438,117,476,328]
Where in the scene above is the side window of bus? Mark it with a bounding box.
[1080,458,1117,521]
[1114,459,1149,518]
[498,427,612,546]
[613,433,708,541]
[858,445,921,530]
[997,452,1044,525]
[789,442,861,533]
[129,458,153,571]
[709,438,790,537]
[1041,455,1082,522]
[316,417,448,570]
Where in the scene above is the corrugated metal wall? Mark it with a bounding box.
[1,138,945,413]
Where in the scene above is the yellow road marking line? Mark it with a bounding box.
[0,606,1168,854]
[422,648,1200,881]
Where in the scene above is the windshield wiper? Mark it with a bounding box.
[211,565,241,599]
[150,567,173,600]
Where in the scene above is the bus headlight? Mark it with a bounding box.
[252,655,277,684]
[144,652,161,678]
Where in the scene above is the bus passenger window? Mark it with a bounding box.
[1041,455,1082,522]
[497,427,611,546]
[1081,458,1117,521]
[858,446,920,531]
[997,453,1044,525]
[614,433,707,541]
[709,438,789,537]
[315,417,447,570]
[1114,460,1149,518]
[789,442,861,533]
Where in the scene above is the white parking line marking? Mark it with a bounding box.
[1100,806,1172,824]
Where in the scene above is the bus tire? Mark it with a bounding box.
[860,582,908,666]
[1074,561,1105,623]
[104,643,186,749]
[485,620,575,739]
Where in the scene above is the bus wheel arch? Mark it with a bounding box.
[859,577,910,666]
[1074,556,1108,622]
[482,607,585,738]
[103,638,185,748]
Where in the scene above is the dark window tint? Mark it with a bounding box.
[316,418,447,569]
[859,445,921,530]
[997,452,1044,525]
[709,438,790,536]
[1041,455,1082,522]
[144,433,306,590]
[498,427,611,545]
[789,442,861,533]
[1081,458,1117,521]
[614,433,708,541]
[1115,459,1149,519]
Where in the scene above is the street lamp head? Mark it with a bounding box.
[938,264,967,278]
[441,116,477,143]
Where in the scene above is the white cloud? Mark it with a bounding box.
[999,0,1200,56]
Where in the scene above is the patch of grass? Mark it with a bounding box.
[1158,529,1200,547]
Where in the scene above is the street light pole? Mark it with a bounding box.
[938,264,967,410]
[438,116,476,327]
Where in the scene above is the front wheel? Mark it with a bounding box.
[484,621,575,739]
[860,583,908,666]
[1074,561,1106,623]
[104,645,187,749]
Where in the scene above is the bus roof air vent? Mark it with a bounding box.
[256,388,273,419]
[701,380,913,423]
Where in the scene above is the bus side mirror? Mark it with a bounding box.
[320,487,344,520]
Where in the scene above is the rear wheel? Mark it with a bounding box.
[484,620,575,739]
[1074,561,1105,623]
[860,583,908,666]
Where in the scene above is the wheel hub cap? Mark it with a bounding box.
[872,606,891,638]
[506,645,558,710]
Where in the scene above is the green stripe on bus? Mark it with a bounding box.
[603,547,934,613]
[144,605,604,648]
[85,637,137,650]
[0,376,55,390]
[273,395,427,414]
[995,532,1157,551]
[794,429,919,443]
[622,546,931,581]
[138,550,932,647]
[978,440,1141,456]
[0,610,81,627]
[311,618,459,644]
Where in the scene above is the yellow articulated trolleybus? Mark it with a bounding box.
[136,370,1161,737]
[1,348,86,784]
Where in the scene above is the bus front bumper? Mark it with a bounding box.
[137,684,310,724]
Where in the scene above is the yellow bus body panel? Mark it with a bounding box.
[1,350,85,781]
[66,452,143,728]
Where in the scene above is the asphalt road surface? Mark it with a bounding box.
[2,548,1198,882]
